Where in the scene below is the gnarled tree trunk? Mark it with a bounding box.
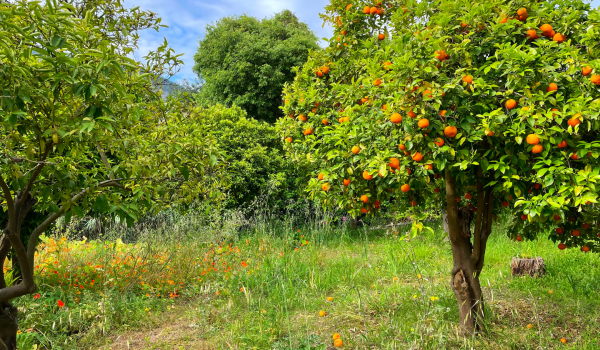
[0,302,17,350]
[445,167,494,333]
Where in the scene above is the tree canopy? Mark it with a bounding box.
[0,1,223,346]
[193,10,320,123]
[278,0,600,331]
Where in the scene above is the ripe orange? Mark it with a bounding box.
[422,90,433,98]
[319,310,326,316]
[554,214,561,221]
[418,118,429,128]
[526,29,539,40]
[370,6,377,14]
[322,119,329,126]
[408,110,417,118]
[412,152,423,162]
[582,66,593,76]
[434,188,441,193]
[316,70,323,77]
[462,75,473,84]
[502,201,509,207]
[378,33,385,40]
[410,200,417,206]
[376,8,384,15]
[352,146,360,154]
[461,22,468,28]
[363,6,370,14]
[321,66,330,74]
[517,235,523,241]
[435,50,449,61]
[334,338,343,347]
[298,114,307,122]
[374,200,381,209]
[439,110,447,116]
[444,126,458,137]
[532,144,543,154]
[360,195,369,203]
[285,137,292,143]
[346,4,352,10]
[374,78,382,86]
[434,138,444,147]
[341,30,347,35]
[540,24,553,34]
[582,246,590,252]
[360,207,369,213]
[572,230,580,236]
[398,144,406,150]
[505,99,517,110]
[558,140,567,148]
[333,333,341,340]
[485,130,495,136]
[558,243,566,250]
[303,128,314,135]
[526,134,540,145]
[389,157,400,169]
[521,214,527,220]
[499,17,507,24]
[517,8,527,16]
[322,183,330,192]
[465,193,472,200]
[567,118,581,127]
[318,173,325,180]
[343,179,350,186]
[547,83,557,92]
[390,113,402,124]
[363,170,373,180]
[553,33,566,43]
[591,74,600,85]
[401,184,411,193]
[424,164,433,170]
[556,227,563,234]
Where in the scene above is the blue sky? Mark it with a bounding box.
[128,0,600,82]
[128,0,332,82]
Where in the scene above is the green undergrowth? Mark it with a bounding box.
[16,215,600,349]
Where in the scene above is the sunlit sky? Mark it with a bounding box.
[127,0,600,82]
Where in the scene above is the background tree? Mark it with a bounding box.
[0,1,223,348]
[279,0,600,333]
[193,10,320,123]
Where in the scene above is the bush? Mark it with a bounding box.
[193,105,303,209]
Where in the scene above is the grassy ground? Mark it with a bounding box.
[12,215,600,349]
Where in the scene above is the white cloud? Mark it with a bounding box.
[125,0,332,81]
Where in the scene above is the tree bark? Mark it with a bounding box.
[0,302,17,350]
[445,167,493,333]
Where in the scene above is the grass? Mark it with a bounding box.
[10,212,600,349]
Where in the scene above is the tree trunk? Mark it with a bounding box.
[0,302,17,350]
[444,167,493,333]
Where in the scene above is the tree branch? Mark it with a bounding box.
[0,174,14,224]
[26,179,129,267]
[444,168,461,244]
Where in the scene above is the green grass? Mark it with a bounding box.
[15,215,600,349]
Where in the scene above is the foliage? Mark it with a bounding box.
[279,0,600,253]
[193,10,321,123]
[0,0,224,318]
[190,104,303,209]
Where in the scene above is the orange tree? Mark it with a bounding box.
[278,0,600,332]
[0,1,224,347]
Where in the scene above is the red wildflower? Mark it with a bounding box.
[33,293,40,299]
[241,261,248,267]
[57,300,64,308]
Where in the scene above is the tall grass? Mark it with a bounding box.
[10,203,600,349]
